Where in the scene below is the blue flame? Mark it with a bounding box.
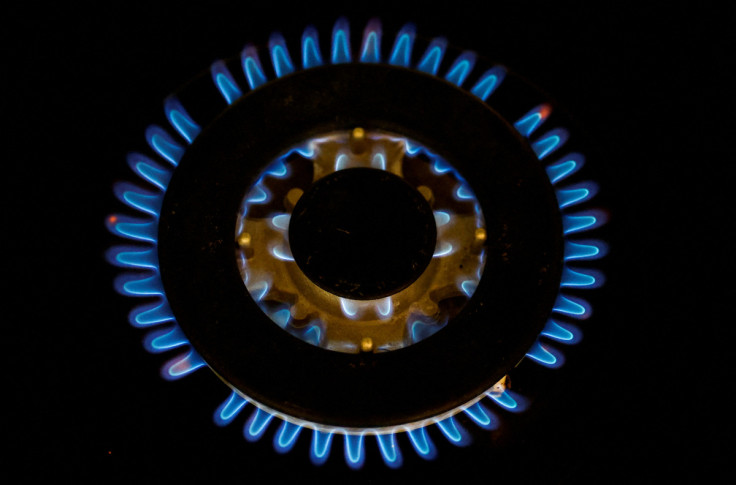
[377,298,392,318]
[464,402,498,430]
[269,33,295,78]
[526,341,565,368]
[556,183,597,209]
[128,301,174,327]
[433,241,454,257]
[144,325,188,353]
[403,138,431,157]
[145,126,184,165]
[431,157,452,174]
[564,239,608,261]
[302,26,323,68]
[455,183,474,200]
[274,421,303,453]
[407,427,437,460]
[110,17,606,469]
[114,182,163,217]
[270,213,291,230]
[546,153,584,183]
[161,350,206,381]
[434,211,451,226]
[271,244,294,262]
[436,416,470,446]
[345,434,365,469]
[532,128,570,160]
[241,44,268,90]
[210,60,242,104]
[106,246,158,269]
[265,159,289,178]
[470,66,507,101]
[445,51,476,86]
[339,298,359,318]
[377,433,403,468]
[410,320,443,342]
[389,23,415,67]
[360,19,382,63]
[245,185,270,205]
[541,320,582,344]
[280,144,315,159]
[562,210,606,234]
[214,391,248,427]
[247,280,270,302]
[335,153,349,170]
[372,152,386,170]
[269,308,291,328]
[127,153,172,190]
[332,17,351,64]
[560,266,603,289]
[245,408,274,442]
[514,104,551,138]
[460,279,478,297]
[310,430,334,465]
[417,37,447,75]
[164,96,201,143]
[553,294,592,319]
[114,273,164,297]
[487,390,528,413]
[301,324,322,346]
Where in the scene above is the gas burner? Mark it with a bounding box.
[236,129,485,353]
[107,18,606,469]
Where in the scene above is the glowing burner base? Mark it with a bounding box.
[236,129,487,353]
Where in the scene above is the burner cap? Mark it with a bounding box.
[289,167,436,300]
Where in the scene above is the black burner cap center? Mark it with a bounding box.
[289,167,437,300]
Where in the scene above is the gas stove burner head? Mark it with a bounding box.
[236,129,486,353]
[107,17,607,469]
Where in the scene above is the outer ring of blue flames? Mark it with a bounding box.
[107,17,607,469]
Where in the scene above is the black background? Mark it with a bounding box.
[7,1,732,483]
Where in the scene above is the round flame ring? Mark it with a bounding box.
[107,18,607,469]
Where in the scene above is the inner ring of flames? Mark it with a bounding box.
[236,129,487,354]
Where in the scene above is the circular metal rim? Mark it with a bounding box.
[158,63,563,429]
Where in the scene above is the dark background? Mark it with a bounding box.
[7,2,731,483]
